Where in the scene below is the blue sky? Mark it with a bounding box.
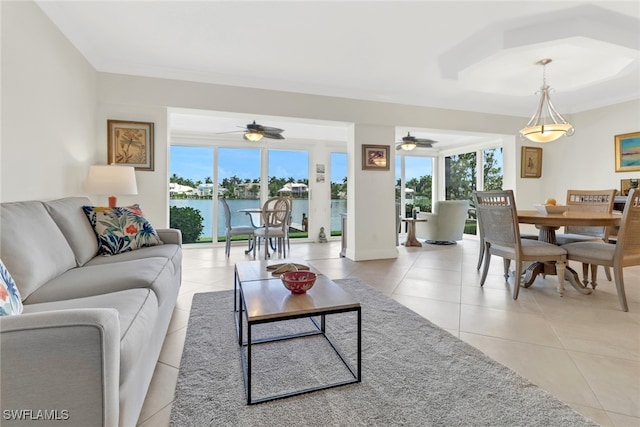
[170,146,348,183]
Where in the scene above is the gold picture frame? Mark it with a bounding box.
[521,146,542,178]
[620,178,639,196]
[107,120,154,171]
[362,144,390,171]
[614,131,640,172]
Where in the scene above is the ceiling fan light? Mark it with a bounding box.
[244,131,263,142]
[400,142,417,151]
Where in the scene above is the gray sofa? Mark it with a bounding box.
[0,197,182,427]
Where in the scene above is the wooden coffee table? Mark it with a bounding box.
[235,260,361,404]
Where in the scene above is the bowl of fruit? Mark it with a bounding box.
[534,198,567,215]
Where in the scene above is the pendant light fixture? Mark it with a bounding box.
[519,59,574,143]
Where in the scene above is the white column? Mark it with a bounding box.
[345,124,398,261]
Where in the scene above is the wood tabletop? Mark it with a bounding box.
[517,210,621,227]
[241,274,360,322]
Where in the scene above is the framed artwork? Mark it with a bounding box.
[362,144,390,171]
[614,131,640,172]
[620,178,639,196]
[521,146,542,178]
[107,120,154,171]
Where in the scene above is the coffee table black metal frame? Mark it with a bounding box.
[236,277,361,405]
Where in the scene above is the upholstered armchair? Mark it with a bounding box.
[415,200,470,244]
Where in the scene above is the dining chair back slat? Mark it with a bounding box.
[564,189,616,238]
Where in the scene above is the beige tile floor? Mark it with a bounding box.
[137,237,640,427]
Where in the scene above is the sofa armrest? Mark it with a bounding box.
[1,309,120,427]
[157,228,182,247]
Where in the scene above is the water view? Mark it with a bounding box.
[170,198,347,238]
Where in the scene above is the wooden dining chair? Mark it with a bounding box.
[556,189,617,284]
[556,189,617,245]
[562,188,640,311]
[253,196,290,259]
[474,190,568,299]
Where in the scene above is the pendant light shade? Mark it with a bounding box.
[519,59,574,143]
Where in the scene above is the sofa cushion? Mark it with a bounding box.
[0,201,76,299]
[23,288,159,384]
[25,257,176,308]
[0,259,23,315]
[84,243,180,267]
[82,205,163,256]
[44,197,99,266]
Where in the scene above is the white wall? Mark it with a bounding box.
[513,100,640,213]
[1,1,98,202]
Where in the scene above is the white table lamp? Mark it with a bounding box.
[85,165,138,207]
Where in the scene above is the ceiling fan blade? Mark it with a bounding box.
[260,125,284,134]
[414,138,437,144]
[216,130,245,134]
[262,132,285,140]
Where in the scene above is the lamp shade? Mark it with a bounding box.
[85,165,138,196]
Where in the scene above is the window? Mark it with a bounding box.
[483,147,503,190]
[396,154,434,219]
[445,152,477,201]
[268,149,309,236]
[330,152,347,234]
[218,147,261,235]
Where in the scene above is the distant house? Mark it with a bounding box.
[197,183,214,197]
[278,182,308,197]
[236,183,260,199]
[169,183,196,198]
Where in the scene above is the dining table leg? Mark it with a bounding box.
[521,225,592,295]
[522,264,592,295]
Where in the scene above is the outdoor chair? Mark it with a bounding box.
[220,198,256,257]
[415,200,469,244]
[562,188,640,311]
[253,196,291,260]
[474,190,568,300]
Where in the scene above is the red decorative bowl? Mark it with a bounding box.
[280,271,317,294]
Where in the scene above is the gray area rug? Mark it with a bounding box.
[171,278,598,426]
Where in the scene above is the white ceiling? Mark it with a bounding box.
[36,1,640,146]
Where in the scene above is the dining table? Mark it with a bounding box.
[517,210,621,294]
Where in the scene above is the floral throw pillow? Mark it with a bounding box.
[82,205,163,256]
[1,259,23,316]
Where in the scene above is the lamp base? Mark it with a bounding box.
[108,196,117,208]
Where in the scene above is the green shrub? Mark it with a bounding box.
[169,206,204,243]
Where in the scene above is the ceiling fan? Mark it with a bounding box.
[218,120,285,142]
[396,132,438,150]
